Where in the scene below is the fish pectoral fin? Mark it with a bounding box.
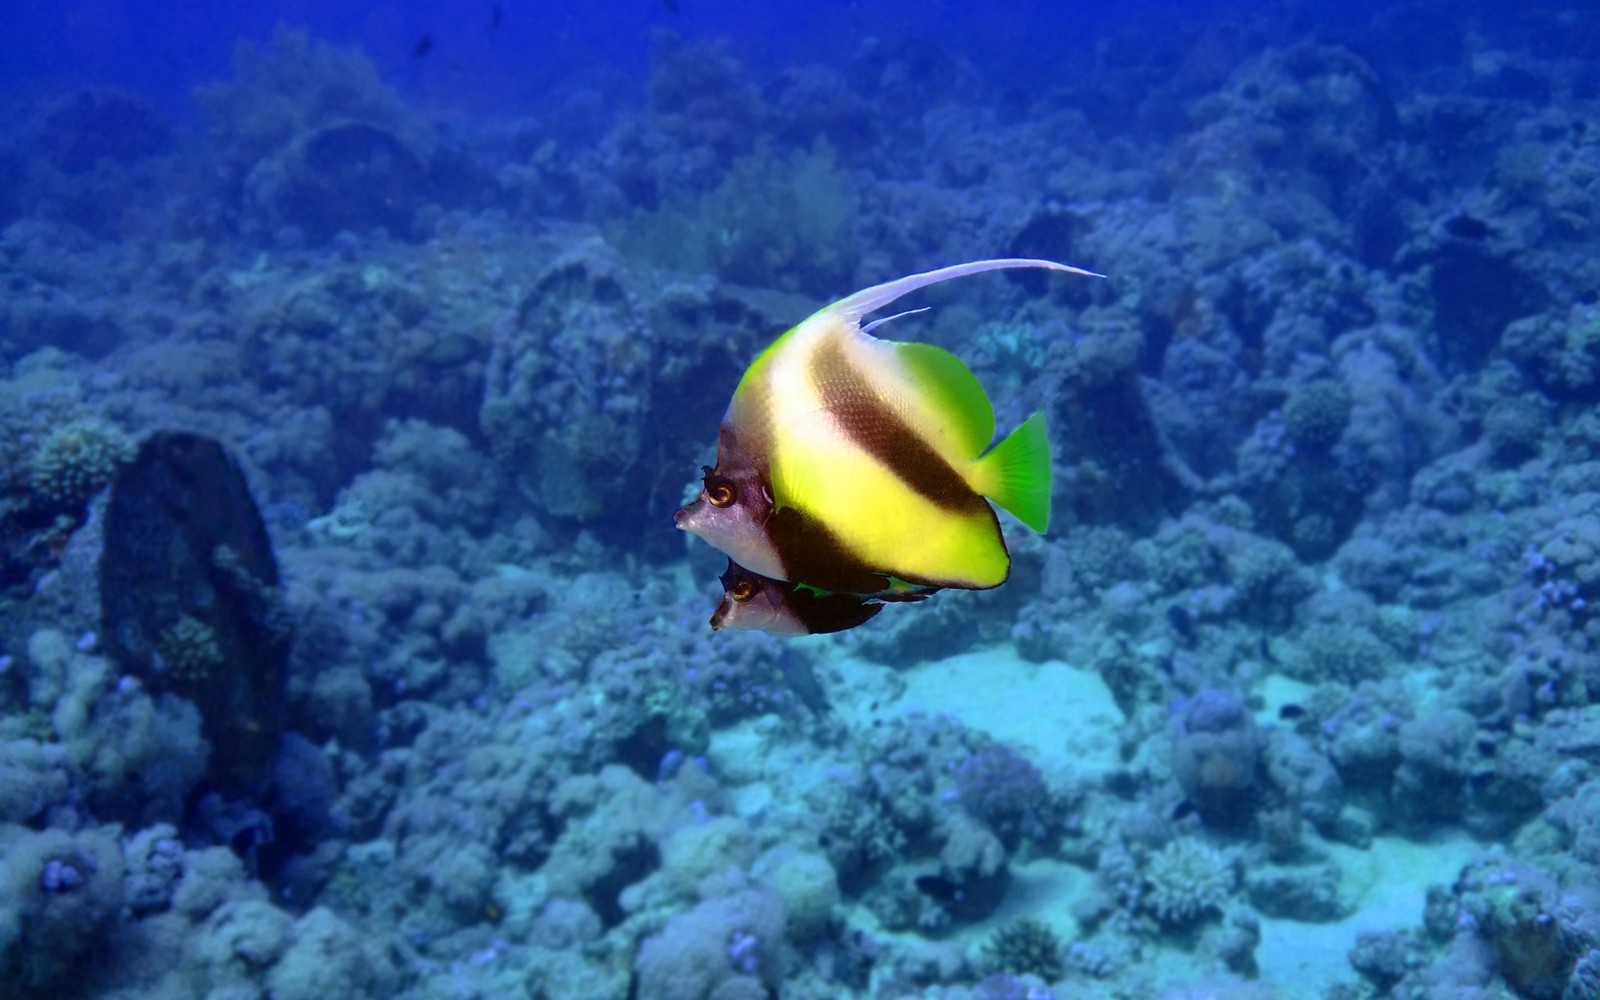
[889,341,995,457]
[875,575,941,602]
[973,412,1052,533]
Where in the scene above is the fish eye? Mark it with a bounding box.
[730,580,756,602]
[706,479,736,508]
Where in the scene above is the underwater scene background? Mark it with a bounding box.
[3,1,1600,998]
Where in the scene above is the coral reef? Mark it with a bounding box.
[3,4,1600,999]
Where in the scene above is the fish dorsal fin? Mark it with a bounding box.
[832,257,1095,461]
[887,341,994,458]
[861,307,929,334]
[830,258,1101,326]
[750,258,1097,429]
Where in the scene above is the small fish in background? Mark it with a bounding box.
[913,874,963,903]
[677,258,1098,601]
[710,559,885,636]
[489,4,503,31]
[412,34,435,59]
[1442,212,1492,241]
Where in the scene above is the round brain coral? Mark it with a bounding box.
[28,418,135,510]
[1282,379,1352,452]
[954,743,1055,849]
[1483,395,1547,464]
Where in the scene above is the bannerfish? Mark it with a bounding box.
[676,258,1097,595]
[710,559,886,636]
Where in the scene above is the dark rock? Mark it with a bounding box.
[100,432,291,798]
[1418,231,1547,375]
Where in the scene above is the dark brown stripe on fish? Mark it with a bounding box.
[809,338,975,512]
[769,497,1009,592]
[768,506,894,595]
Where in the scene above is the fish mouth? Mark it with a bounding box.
[673,500,700,530]
[709,595,733,631]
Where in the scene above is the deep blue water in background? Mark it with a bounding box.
[5,0,1427,117]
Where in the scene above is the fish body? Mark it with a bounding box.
[710,560,882,636]
[677,258,1095,594]
[710,558,939,636]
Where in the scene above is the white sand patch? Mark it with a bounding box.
[974,856,1092,939]
[834,644,1124,783]
[1253,673,1316,726]
[1255,833,1486,991]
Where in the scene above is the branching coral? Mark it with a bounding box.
[983,918,1064,981]
[28,417,134,510]
[1143,838,1235,926]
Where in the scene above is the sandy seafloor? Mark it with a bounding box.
[4,2,1600,999]
[825,643,1483,996]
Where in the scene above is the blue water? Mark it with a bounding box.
[3,1,1600,998]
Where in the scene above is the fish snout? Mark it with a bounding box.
[673,499,702,530]
[709,594,734,631]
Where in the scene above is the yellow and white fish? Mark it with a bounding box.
[676,258,1096,595]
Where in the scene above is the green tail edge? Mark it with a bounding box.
[979,413,1052,533]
